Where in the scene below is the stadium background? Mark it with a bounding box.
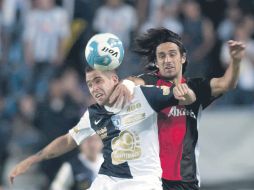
[0,0,253,189]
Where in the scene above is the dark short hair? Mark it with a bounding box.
[134,27,188,74]
[85,65,95,73]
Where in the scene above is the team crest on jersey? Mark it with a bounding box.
[111,130,141,165]
[111,113,146,129]
[159,86,170,95]
[111,115,121,129]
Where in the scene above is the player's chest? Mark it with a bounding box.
[91,100,152,140]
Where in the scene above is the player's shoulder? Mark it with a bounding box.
[88,104,107,115]
[137,71,159,85]
[186,77,211,85]
[137,70,157,78]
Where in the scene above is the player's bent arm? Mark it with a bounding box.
[109,79,135,106]
[178,89,196,105]
[9,133,77,183]
[210,40,245,97]
[141,84,196,112]
[108,76,145,108]
[210,60,240,97]
[173,84,196,105]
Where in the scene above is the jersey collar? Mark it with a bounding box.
[156,71,186,84]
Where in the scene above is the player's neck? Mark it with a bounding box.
[173,74,182,84]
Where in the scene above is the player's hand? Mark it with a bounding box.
[173,83,196,104]
[173,83,189,101]
[109,81,133,109]
[9,158,33,184]
[228,40,246,62]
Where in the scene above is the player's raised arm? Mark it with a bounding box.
[108,75,148,109]
[107,79,137,110]
[9,133,77,184]
[210,40,245,97]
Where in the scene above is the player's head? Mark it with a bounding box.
[134,27,187,80]
[85,66,119,106]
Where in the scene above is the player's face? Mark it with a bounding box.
[86,70,118,105]
[156,42,186,80]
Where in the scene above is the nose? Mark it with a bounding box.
[164,54,171,63]
[90,83,99,94]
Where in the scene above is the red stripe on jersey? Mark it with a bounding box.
[156,78,186,180]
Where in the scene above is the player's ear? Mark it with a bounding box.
[112,74,119,84]
[154,60,159,68]
[181,53,186,64]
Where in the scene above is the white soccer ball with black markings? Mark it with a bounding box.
[85,33,124,71]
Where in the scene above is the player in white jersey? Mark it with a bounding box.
[9,67,196,190]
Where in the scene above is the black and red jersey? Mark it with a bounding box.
[138,71,217,184]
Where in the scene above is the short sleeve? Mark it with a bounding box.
[187,78,217,109]
[69,111,95,145]
[138,73,158,85]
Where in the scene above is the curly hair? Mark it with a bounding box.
[134,27,188,74]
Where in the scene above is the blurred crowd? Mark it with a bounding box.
[0,0,254,189]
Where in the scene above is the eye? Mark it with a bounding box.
[158,53,166,59]
[95,78,102,84]
[87,82,92,88]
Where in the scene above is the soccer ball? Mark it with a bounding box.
[85,33,124,71]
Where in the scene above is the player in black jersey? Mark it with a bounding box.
[109,28,246,190]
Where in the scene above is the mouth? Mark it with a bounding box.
[94,93,103,99]
[164,66,175,71]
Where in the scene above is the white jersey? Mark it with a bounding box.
[69,85,178,179]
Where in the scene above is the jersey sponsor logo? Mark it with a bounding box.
[127,102,141,112]
[96,127,108,139]
[111,113,146,129]
[168,106,196,119]
[94,118,102,125]
[111,130,141,165]
[122,113,146,126]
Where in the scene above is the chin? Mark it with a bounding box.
[95,99,105,105]
[98,98,110,106]
[98,101,106,106]
[164,73,177,80]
